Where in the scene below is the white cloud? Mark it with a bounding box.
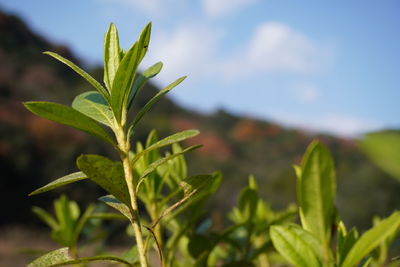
[142,23,221,84]
[276,113,383,137]
[222,22,331,80]
[294,83,320,103]
[203,0,258,17]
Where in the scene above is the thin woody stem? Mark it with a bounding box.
[116,126,148,267]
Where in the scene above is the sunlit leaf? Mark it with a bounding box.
[111,22,151,122]
[29,172,88,196]
[128,62,163,109]
[104,23,121,91]
[298,141,336,247]
[270,225,321,267]
[129,76,186,130]
[131,130,199,166]
[341,211,400,267]
[44,52,108,98]
[23,102,116,147]
[72,91,114,127]
[28,247,133,267]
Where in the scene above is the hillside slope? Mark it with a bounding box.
[1,10,399,229]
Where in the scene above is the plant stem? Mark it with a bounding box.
[117,127,148,267]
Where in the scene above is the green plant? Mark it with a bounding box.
[270,141,400,267]
[25,23,217,267]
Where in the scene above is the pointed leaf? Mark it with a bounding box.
[99,195,134,223]
[131,129,199,165]
[44,52,108,98]
[299,141,336,246]
[28,247,134,267]
[111,22,151,121]
[136,144,201,192]
[32,207,58,229]
[104,23,121,91]
[129,76,186,130]
[128,62,163,109]
[341,211,400,267]
[270,225,321,267]
[72,91,114,127]
[23,102,116,147]
[337,222,358,265]
[71,204,96,246]
[29,172,88,196]
[77,155,130,206]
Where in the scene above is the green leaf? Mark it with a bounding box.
[23,102,116,147]
[341,211,400,267]
[136,144,201,192]
[32,207,58,229]
[337,221,358,265]
[28,247,133,267]
[104,23,121,91]
[298,141,336,247]
[88,212,126,220]
[29,172,88,196]
[44,52,108,99]
[71,204,96,246]
[99,195,135,223]
[77,155,130,206]
[131,129,199,165]
[129,76,186,130]
[128,62,163,109]
[111,22,151,122]
[72,91,114,127]
[270,225,321,267]
[360,130,400,181]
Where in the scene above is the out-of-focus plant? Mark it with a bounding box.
[270,141,400,267]
[32,195,95,258]
[360,130,400,182]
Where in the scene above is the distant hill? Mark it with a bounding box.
[1,10,399,229]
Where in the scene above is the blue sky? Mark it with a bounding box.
[1,0,399,136]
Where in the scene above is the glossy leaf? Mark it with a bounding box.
[298,141,336,246]
[360,130,400,181]
[111,22,151,122]
[128,62,163,109]
[29,172,88,196]
[72,91,114,127]
[99,195,135,223]
[77,155,130,206]
[28,247,133,267]
[341,211,400,267]
[23,102,116,147]
[44,52,108,98]
[270,225,321,267]
[129,76,186,130]
[131,129,199,165]
[104,23,121,91]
